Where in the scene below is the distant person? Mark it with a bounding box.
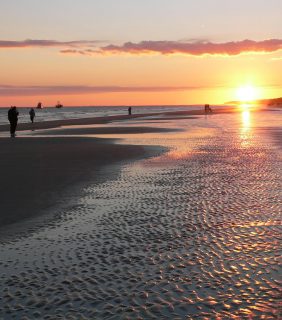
[128,107,132,115]
[8,106,19,137]
[204,104,212,114]
[29,108,35,123]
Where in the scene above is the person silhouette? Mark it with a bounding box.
[128,107,132,115]
[29,108,35,123]
[204,104,212,114]
[8,106,19,137]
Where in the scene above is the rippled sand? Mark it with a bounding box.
[0,111,281,319]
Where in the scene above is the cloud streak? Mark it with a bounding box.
[1,84,280,98]
[99,39,282,56]
[0,39,102,48]
[1,38,281,57]
[0,84,213,96]
[60,39,282,57]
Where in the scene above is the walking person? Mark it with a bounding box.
[29,108,35,123]
[128,106,132,115]
[8,106,19,137]
[204,104,212,114]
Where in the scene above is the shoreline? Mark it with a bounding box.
[0,104,273,134]
[0,106,243,133]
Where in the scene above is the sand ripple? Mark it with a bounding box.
[0,114,281,319]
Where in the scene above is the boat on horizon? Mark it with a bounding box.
[55,101,63,108]
[36,102,43,109]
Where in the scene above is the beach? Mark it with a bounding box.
[0,136,162,229]
[0,107,233,229]
[0,107,281,319]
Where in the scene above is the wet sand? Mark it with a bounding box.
[31,126,180,136]
[0,109,192,228]
[0,110,281,319]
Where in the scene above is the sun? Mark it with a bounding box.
[236,85,259,102]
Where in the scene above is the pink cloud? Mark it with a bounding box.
[98,39,282,56]
[2,38,281,57]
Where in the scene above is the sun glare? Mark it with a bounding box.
[236,85,259,102]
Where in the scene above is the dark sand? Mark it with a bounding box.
[32,126,180,136]
[0,136,162,229]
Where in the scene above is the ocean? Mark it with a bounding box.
[0,105,205,125]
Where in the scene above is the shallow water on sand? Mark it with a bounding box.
[0,111,281,319]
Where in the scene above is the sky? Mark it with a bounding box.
[0,0,281,106]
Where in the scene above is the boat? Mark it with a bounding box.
[55,101,63,108]
[36,102,43,109]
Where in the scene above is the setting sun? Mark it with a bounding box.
[236,85,260,102]
[1,1,282,319]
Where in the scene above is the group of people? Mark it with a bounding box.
[8,107,35,137]
[8,105,132,138]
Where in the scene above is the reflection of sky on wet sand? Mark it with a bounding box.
[70,110,280,159]
[19,109,281,162]
[79,119,219,165]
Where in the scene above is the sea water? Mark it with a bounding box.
[0,105,209,125]
[0,105,203,125]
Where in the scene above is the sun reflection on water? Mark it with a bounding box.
[240,110,252,148]
[242,110,251,129]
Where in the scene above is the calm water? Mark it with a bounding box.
[0,110,281,319]
[0,105,206,125]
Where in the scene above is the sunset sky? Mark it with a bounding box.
[0,0,281,107]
